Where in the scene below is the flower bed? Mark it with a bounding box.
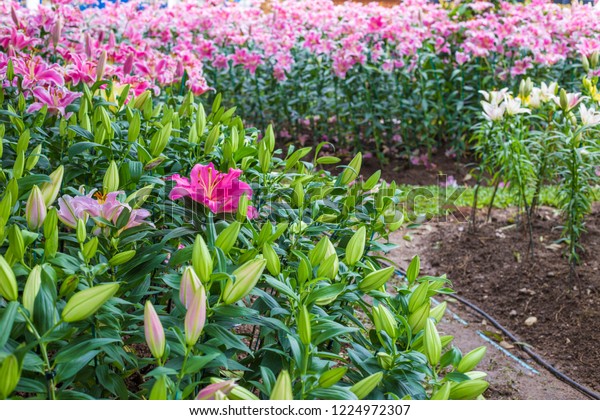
[3,0,600,160]
[0,1,494,401]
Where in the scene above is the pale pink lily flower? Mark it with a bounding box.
[144,301,166,360]
[57,190,154,235]
[27,86,82,119]
[552,92,584,112]
[195,380,236,400]
[169,163,257,218]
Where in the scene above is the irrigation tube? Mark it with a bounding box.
[389,266,600,400]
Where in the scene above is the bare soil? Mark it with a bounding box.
[386,205,600,398]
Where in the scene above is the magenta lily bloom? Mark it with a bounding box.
[57,190,154,235]
[27,86,82,119]
[14,56,64,90]
[169,163,257,218]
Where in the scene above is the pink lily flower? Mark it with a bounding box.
[195,380,236,400]
[57,190,154,235]
[13,56,65,90]
[169,163,257,218]
[65,54,97,86]
[27,86,82,119]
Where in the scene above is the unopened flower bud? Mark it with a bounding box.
[143,300,165,360]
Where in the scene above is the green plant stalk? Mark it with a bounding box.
[18,307,57,400]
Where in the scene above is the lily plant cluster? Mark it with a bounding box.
[0,37,490,402]
[472,58,600,276]
[3,0,600,160]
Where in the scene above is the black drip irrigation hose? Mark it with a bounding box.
[388,265,600,400]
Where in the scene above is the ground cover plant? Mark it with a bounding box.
[0,1,493,400]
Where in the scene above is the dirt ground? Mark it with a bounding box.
[385,205,600,400]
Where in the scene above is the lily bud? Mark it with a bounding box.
[133,90,151,111]
[222,259,266,304]
[192,235,212,284]
[408,281,429,313]
[51,17,63,49]
[262,244,280,276]
[431,382,451,400]
[270,370,293,400]
[144,300,166,360]
[149,376,168,400]
[128,112,140,143]
[449,379,489,400]
[82,237,99,262]
[424,318,442,366]
[12,152,24,180]
[180,266,201,309]
[0,254,18,302]
[430,301,447,323]
[340,152,362,185]
[96,50,107,81]
[103,161,120,194]
[215,221,241,254]
[76,218,87,244]
[123,53,134,75]
[204,124,220,155]
[298,305,311,346]
[457,346,487,373]
[43,208,59,258]
[62,283,120,323]
[582,55,590,73]
[559,88,569,112]
[358,266,395,292]
[8,225,24,263]
[40,165,64,207]
[237,194,249,221]
[345,226,366,266]
[58,274,79,298]
[591,51,599,69]
[25,144,42,171]
[350,372,383,400]
[309,237,328,266]
[150,122,172,157]
[185,286,207,347]
[372,305,397,340]
[0,354,20,400]
[23,265,42,318]
[318,367,347,388]
[108,250,136,266]
[316,239,339,280]
[195,103,206,135]
[363,170,381,190]
[376,352,394,370]
[408,301,430,333]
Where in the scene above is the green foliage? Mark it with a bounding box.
[0,81,487,400]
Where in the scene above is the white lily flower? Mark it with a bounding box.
[540,82,558,102]
[479,88,508,106]
[579,103,600,126]
[482,101,505,122]
[504,96,531,116]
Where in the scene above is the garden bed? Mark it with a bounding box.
[412,206,600,393]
